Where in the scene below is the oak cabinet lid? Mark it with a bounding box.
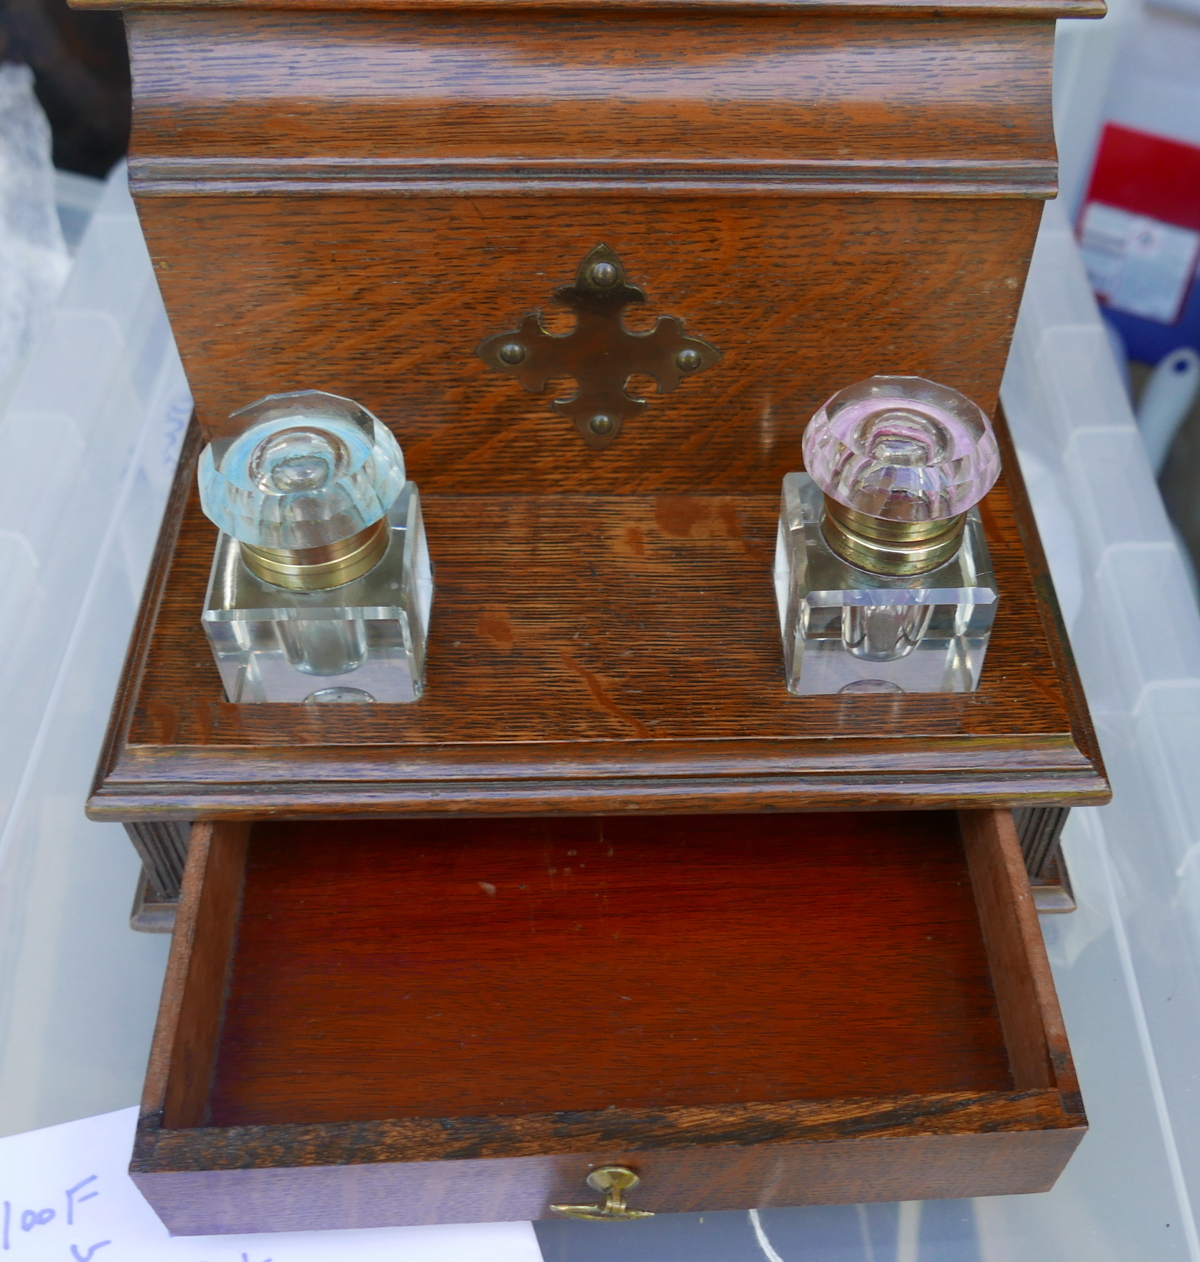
[123,7,1067,201]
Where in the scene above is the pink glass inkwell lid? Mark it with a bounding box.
[802,375,1001,575]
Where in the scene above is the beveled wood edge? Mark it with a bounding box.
[92,712,1104,804]
[133,1089,1081,1173]
[80,0,1106,16]
[96,730,1095,778]
[128,158,1059,201]
[90,419,204,816]
[97,733,1096,788]
[95,772,1111,822]
[960,809,1081,1101]
[994,405,1108,799]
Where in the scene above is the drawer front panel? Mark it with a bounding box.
[135,1126,1082,1234]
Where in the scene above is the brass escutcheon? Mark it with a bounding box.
[550,1166,655,1221]
[477,244,720,451]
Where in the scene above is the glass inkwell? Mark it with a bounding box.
[774,375,1000,695]
[198,390,432,703]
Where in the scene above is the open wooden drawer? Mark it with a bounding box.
[132,808,1085,1234]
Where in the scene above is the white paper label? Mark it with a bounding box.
[1079,201,1200,324]
[0,1108,543,1262]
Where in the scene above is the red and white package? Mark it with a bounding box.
[1078,123,1200,326]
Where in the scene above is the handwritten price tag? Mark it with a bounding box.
[0,1109,542,1262]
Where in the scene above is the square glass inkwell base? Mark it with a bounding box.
[774,473,998,696]
[202,483,432,704]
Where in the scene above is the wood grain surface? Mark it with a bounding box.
[133,1124,1085,1234]
[962,809,1080,1097]
[123,12,1057,191]
[139,821,217,1122]
[134,191,1045,472]
[161,822,248,1128]
[208,812,1010,1125]
[121,8,1058,475]
[131,810,1085,1232]
[88,408,1108,819]
[79,0,1112,817]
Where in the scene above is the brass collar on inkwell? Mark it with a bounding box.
[238,518,390,591]
[820,500,967,577]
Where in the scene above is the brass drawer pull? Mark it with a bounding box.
[550,1166,654,1221]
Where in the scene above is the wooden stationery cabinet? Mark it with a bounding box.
[78,0,1108,1230]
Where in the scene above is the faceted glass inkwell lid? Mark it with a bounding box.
[802,375,1001,524]
[198,390,406,551]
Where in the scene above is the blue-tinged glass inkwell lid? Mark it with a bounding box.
[198,390,406,591]
[198,390,405,551]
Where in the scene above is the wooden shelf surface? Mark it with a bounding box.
[89,416,1107,820]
